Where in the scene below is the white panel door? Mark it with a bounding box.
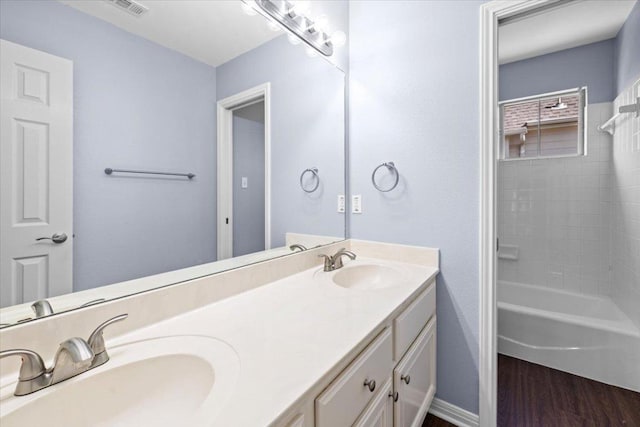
[394,316,437,427]
[0,39,73,307]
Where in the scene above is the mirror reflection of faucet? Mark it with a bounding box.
[28,298,108,322]
[80,298,106,308]
[31,300,54,318]
[289,244,308,252]
[0,313,128,396]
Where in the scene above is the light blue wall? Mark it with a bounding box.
[0,0,218,291]
[233,103,266,257]
[499,39,616,103]
[615,0,640,94]
[217,36,346,247]
[349,0,483,414]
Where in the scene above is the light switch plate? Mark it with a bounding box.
[241,177,248,189]
[352,195,362,214]
[337,195,345,213]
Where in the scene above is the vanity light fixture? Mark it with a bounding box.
[241,0,346,57]
[241,1,258,16]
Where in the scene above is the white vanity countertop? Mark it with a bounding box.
[105,256,438,426]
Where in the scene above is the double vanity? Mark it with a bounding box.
[0,240,439,426]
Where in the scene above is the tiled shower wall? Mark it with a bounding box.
[611,79,640,327]
[497,103,614,296]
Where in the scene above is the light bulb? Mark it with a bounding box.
[287,33,301,45]
[288,0,311,16]
[306,47,318,58]
[241,2,257,16]
[310,15,328,32]
[268,21,280,31]
[330,30,346,47]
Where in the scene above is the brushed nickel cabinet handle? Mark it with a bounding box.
[363,378,376,392]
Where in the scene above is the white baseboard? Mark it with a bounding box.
[429,398,479,427]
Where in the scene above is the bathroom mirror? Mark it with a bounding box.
[0,0,346,327]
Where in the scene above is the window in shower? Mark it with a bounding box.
[499,88,586,160]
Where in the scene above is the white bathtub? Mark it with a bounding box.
[498,281,640,392]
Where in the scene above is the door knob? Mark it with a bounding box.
[36,233,68,244]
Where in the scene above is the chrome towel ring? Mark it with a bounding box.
[372,162,399,192]
[300,167,320,193]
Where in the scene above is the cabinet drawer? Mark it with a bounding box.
[315,328,393,427]
[394,280,435,360]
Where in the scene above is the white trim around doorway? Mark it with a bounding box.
[478,1,557,426]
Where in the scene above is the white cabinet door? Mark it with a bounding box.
[282,413,305,427]
[354,378,394,427]
[274,400,314,427]
[394,316,436,427]
[0,39,73,307]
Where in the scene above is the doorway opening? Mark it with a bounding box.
[481,1,640,425]
[216,83,271,260]
[232,102,265,257]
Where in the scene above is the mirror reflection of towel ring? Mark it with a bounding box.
[371,162,399,192]
[300,167,320,193]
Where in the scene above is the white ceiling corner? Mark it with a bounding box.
[499,0,637,64]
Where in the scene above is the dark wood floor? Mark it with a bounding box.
[422,413,456,427]
[423,355,640,427]
[498,354,640,426]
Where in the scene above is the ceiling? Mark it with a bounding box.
[59,0,281,67]
[499,0,637,64]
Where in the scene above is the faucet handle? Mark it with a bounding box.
[0,349,48,395]
[0,349,46,381]
[87,314,128,368]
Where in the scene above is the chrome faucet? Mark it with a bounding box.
[0,313,127,396]
[318,254,334,271]
[289,244,307,252]
[49,337,95,384]
[318,248,357,272]
[332,248,357,269]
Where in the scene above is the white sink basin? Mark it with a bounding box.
[0,335,239,427]
[332,264,403,290]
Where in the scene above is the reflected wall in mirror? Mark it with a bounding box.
[0,0,347,326]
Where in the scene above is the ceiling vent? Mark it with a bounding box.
[104,0,148,17]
